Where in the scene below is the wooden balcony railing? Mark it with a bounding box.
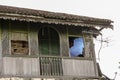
[39,57,63,76]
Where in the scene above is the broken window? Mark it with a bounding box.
[69,37,84,57]
[11,32,29,55]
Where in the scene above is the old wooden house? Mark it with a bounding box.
[0,5,113,80]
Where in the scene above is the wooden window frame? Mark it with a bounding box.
[10,32,29,55]
[68,36,85,57]
[39,27,60,56]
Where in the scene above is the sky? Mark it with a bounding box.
[0,0,120,80]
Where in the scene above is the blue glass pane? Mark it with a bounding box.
[70,37,84,57]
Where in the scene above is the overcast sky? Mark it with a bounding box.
[0,0,120,80]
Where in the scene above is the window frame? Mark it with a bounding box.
[68,35,85,58]
[10,31,29,55]
[38,27,60,56]
[9,22,30,56]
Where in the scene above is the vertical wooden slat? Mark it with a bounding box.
[92,44,99,77]
[55,58,58,75]
[41,57,45,75]
[89,61,96,77]
[59,58,63,76]
[23,58,31,76]
[3,57,17,76]
[52,58,56,75]
[51,57,54,75]
[3,57,40,77]
[2,57,8,75]
[31,58,40,77]
[0,21,2,75]
[85,42,90,58]
[62,59,96,77]
[46,58,49,75]
[49,58,52,75]
[44,57,47,75]
[16,58,23,76]
[10,58,16,76]
[62,59,74,76]
[40,57,42,75]
[84,35,93,58]
[29,24,39,56]
[39,57,63,76]
[41,57,44,75]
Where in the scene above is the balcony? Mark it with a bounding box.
[39,57,63,76]
[2,56,98,79]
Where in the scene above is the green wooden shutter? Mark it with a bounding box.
[39,27,60,56]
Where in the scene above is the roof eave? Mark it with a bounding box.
[0,12,113,29]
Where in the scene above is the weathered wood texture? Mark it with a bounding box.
[29,23,39,56]
[2,57,40,77]
[11,32,28,41]
[92,44,99,77]
[1,21,98,78]
[2,57,98,78]
[68,27,82,36]
[62,59,96,77]
[2,21,9,55]
[39,57,63,76]
[11,22,29,55]
[0,21,2,75]
[1,21,39,56]
[68,27,94,58]
[55,26,69,57]
[84,35,93,58]
[11,21,28,32]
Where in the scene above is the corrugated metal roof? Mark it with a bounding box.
[0,5,113,29]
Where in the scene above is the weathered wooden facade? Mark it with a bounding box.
[0,5,113,80]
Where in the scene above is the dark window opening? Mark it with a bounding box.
[69,37,84,57]
[11,40,29,55]
[11,32,29,55]
[38,27,60,56]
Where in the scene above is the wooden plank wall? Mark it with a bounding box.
[2,21,9,55]
[62,59,96,77]
[29,23,39,56]
[84,35,93,58]
[0,21,2,75]
[68,27,82,36]
[55,26,69,57]
[68,27,94,58]
[39,57,63,76]
[2,57,40,77]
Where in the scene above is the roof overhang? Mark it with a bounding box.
[0,12,113,29]
[0,5,113,36]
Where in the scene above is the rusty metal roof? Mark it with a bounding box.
[0,5,113,29]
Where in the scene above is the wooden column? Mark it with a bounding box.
[56,26,69,57]
[84,34,93,58]
[29,23,39,56]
